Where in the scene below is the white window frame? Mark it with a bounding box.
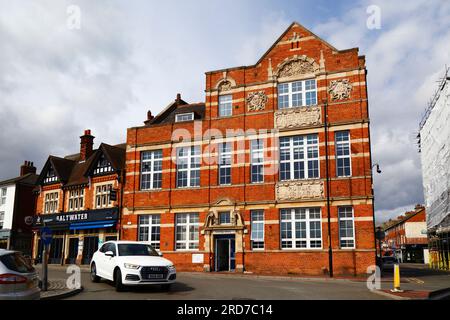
[176,146,201,188]
[280,208,322,249]
[279,135,319,181]
[44,167,58,184]
[44,191,59,214]
[335,131,352,177]
[95,184,113,209]
[68,189,84,212]
[251,139,264,183]
[251,210,265,250]
[218,95,232,117]
[278,79,317,109]
[338,207,355,249]
[175,213,199,251]
[0,211,4,229]
[218,142,232,185]
[93,154,113,175]
[140,150,163,190]
[175,112,194,122]
[0,188,6,206]
[138,214,161,250]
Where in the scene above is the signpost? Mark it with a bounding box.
[41,227,53,292]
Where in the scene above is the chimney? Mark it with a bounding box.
[80,129,94,161]
[20,161,36,176]
[144,110,154,125]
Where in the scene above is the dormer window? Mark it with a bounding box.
[278,79,317,109]
[94,154,113,175]
[175,112,194,122]
[44,167,58,184]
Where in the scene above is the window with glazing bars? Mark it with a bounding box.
[44,192,59,214]
[251,210,264,249]
[280,208,322,249]
[219,142,232,185]
[95,184,112,208]
[279,135,319,181]
[93,154,113,175]
[176,146,201,188]
[278,79,317,109]
[68,189,84,211]
[175,213,199,250]
[335,131,351,177]
[138,214,161,249]
[140,150,163,190]
[251,139,264,183]
[339,207,355,248]
[218,95,232,117]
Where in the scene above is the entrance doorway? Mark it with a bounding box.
[82,236,99,265]
[214,235,235,272]
[48,238,63,264]
[67,238,79,264]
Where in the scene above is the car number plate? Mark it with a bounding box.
[146,274,164,279]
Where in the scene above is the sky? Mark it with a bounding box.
[0,0,449,224]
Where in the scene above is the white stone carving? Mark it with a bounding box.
[275,55,319,79]
[328,79,352,101]
[218,80,232,92]
[276,180,324,201]
[246,91,268,111]
[274,106,322,129]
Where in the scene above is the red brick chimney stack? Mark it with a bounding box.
[20,161,36,176]
[80,129,95,161]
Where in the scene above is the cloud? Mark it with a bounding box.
[312,0,450,224]
[1,1,449,226]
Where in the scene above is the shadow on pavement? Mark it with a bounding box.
[99,279,194,294]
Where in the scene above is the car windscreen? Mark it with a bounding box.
[0,253,35,273]
[117,244,159,257]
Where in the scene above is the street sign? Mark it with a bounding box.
[41,227,53,246]
[110,189,117,201]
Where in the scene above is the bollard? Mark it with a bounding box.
[391,263,403,292]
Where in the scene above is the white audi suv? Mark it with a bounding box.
[90,241,176,292]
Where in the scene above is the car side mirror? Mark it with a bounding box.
[105,251,114,257]
[158,251,163,257]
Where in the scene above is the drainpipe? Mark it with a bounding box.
[323,98,333,278]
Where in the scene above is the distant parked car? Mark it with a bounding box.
[90,241,176,292]
[0,249,40,300]
[381,256,398,271]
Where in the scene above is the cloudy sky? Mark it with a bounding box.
[1,0,449,224]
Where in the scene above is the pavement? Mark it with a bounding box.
[33,263,450,300]
[39,279,83,300]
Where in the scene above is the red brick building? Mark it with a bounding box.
[32,130,125,265]
[122,22,375,276]
[382,205,428,263]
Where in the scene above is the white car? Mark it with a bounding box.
[0,249,40,300]
[90,241,176,292]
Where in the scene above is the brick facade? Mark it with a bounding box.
[122,22,376,276]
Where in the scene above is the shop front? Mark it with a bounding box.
[33,207,119,265]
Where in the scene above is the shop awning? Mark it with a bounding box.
[69,220,116,230]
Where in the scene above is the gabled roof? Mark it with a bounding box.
[84,143,126,177]
[383,206,426,231]
[37,143,126,188]
[206,21,347,74]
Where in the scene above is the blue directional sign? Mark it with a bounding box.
[41,227,53,246]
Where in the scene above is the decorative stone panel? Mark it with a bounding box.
[276,180,324,201]
[274,106,321,129]
[328,79,352,101]
[246,91,268,111]
[275,55,320,79]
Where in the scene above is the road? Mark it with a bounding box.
[40,266,387,300]
[36,263,450,300]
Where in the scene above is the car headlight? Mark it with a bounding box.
[124,263,141,270]
[167,265,176,272]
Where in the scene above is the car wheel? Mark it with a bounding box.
[90,263,100,283]
[162,284,172,291]
[114,268,125,292]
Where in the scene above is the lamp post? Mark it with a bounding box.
[371,163,382,266]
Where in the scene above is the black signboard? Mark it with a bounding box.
[33,207,118,228]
